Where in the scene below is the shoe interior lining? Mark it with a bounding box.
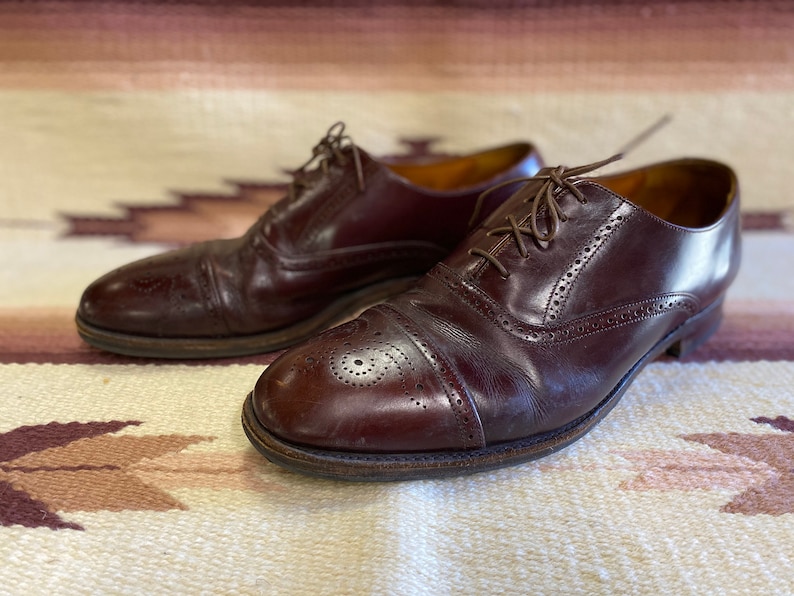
[595,161,736,228]
[386,143,530,192]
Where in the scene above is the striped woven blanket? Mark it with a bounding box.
[1,2,792,594]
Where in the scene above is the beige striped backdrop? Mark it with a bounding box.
[1,2,793,594]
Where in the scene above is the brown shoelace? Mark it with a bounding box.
[469,154,622,278]
[288,122,366,201]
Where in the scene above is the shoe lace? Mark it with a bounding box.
[468,154,623,278]
[288,122,366,201]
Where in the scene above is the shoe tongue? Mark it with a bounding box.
[348,145,379,176]
[484,167,607,238]
[535,166,559,177]
[481,172,551,225]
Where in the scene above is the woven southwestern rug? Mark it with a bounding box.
[1,1,793,594]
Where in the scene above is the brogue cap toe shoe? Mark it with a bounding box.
[242,155,741,480]
[76,122,543,358]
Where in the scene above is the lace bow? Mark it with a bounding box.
[288,122,366,201]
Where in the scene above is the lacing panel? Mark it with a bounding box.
[468,154,622,278]
[287,122,366,202]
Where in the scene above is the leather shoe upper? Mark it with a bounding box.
[76,123,542,354]
[251,156,740,455]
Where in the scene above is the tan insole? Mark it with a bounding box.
[387,144,529,191]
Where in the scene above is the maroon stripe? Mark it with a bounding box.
[1,2,790,36]
[0,420,140,463]
[28,0,794,13]
[0,479,84,531]
[60,210,792,246]
[0,346,282,366]
[2,0,768,8]
[741,212,787,232]
[669,310,794,363]
[0,352,280,366]
[0,308,790,365]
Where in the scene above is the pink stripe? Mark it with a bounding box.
[0,2,790,36]
[0,304,791,365]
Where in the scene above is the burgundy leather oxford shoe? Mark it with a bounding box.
[242,155,741,481]
[76,123,542,358]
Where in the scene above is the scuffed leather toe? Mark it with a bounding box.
[77,242,228,339]
[251,308,483,454]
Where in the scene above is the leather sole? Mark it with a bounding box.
[241,297,724,481]
[76,276,420,359]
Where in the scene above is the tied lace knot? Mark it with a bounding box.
[469,153,623,278]
[288,122,366,201]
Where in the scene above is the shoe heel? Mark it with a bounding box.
[666,298,724,358]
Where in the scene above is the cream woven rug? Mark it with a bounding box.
[2,2,793,594]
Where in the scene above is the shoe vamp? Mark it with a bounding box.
[389,269,695,445]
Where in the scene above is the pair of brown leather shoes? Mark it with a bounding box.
[77,123,741,481]
[77,123,543,358]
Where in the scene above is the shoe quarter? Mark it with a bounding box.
[542,195,636,325]
[561,182,739,319]
[456,183,634,327]
[297,159,380,250]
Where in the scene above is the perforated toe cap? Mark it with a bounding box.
[251,306,484,453]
